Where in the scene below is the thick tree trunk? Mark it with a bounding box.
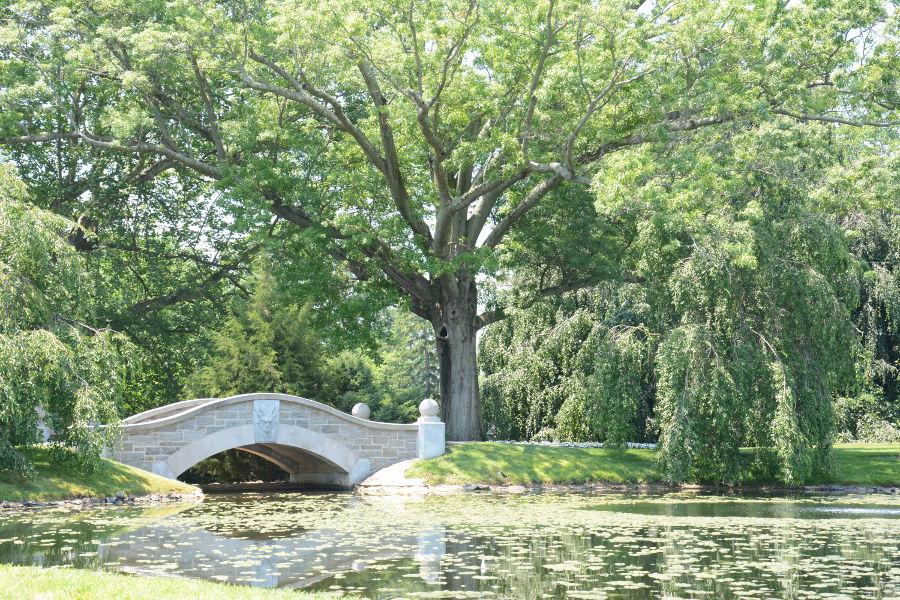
[433,273,484,441]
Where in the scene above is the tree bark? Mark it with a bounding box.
[433,272,484,441]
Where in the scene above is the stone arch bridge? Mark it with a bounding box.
[112,393,445,488]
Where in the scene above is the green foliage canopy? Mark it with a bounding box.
[482,121,898,484]
[1,0,895,440]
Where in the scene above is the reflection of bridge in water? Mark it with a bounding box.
[97,498,447,589]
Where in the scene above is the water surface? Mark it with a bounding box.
[2,491,900,599]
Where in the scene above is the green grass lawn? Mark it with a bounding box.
[828,443,900,486]
[0,447,196,502]
[0,565,351,600]
[407,442,900,487]
[406,443,662,485]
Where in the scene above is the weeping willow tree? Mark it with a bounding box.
[0,166,135,474]
[480,302,653,442]
[482,121,896,484]
[649,216,859,484]
[842,205,900,430]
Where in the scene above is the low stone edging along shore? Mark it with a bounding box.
[0,488,204,511]
[5,480,897,507]
[358,481,900,495]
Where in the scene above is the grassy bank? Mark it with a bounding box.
[0,447,196,502]
[406,443,661,485]
[407,442,900,487]
[829,444,900,486]
[0,565,350,600]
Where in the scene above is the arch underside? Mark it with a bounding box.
[235,443,343,479]
[154,424,372,488]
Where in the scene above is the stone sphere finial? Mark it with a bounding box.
[351,403,371,420]
[419,398,440,421]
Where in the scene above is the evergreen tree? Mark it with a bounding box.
[188,266,323,399]
[372,309,440,423]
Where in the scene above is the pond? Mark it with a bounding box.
[2,491,900,599]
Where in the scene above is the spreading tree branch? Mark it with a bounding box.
[773,108,899,128]
[475,272,645,329]
[357,61,434,244]
[482,175,562,249]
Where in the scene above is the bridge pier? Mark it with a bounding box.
[288,458,371,488]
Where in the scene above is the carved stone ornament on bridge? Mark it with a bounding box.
[351,403,371,419]
[253,399,280,443]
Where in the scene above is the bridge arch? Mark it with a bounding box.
[113,393,444,488]
[160,423,370,487]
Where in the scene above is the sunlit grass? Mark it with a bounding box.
[828,443,900,486]
[406,443,661,485]
[0,446,196,502]
[408,442,900,486]
[0,565,350,600]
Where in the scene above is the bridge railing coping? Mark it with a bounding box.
[120,393,423,432]
[123,398,216,424]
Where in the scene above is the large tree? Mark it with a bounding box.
[1,0,896,439]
